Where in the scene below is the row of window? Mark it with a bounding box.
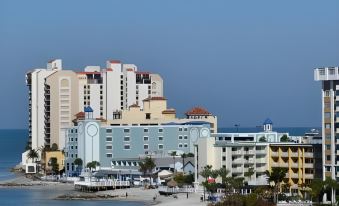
[68,137,78,142]
[122,144,164,150]
[105,136,165,142]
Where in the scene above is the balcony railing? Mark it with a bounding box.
[271,151,279,156]
[304,163,313,168]
[232,150,242,155]
[304,174,314,179]
[281,152,288,157]
[304,153,313,158]
[290,162,299,168]
[232,168,243,173]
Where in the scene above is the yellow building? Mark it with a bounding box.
[44,151,65,174]
[269,144,314,195]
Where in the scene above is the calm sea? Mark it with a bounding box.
[0,127,319,205]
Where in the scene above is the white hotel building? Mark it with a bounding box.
[25,59,163,156]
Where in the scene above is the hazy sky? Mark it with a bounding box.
[1,0,339,129]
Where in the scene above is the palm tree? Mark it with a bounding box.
[310,178,324,204]
[244,167,255,183]
[170,151,177,173]
[200,165,213,201]
[27,149,39,163]
[218,167,230,193]
[181,153,187,172]
[138,157,156,185]
[324,177,338,205]
[86,161,100,171]
[265,167,288,203]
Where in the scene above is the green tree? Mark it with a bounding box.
[259,136,267,142]
[27,149,39,163]
[86,161,100,171]
[244,167,255,182]
[51,143,58,151]
[181,153,187,172]
[280,135,289,142]
[170,151,177,173]
[74,158,83,174]
[139,157,156,185]
[265,167,288,203]
[200,165,213,200]
[310,178,324,204]
[324,177,338,205]
[50,157,59,174]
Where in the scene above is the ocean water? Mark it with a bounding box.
[0,129,143,206]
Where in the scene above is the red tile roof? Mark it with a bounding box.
[75,112,85,118]
[106,68,113,71]
[143,97,167,101]
[109,60,121,64]
[185,107,212,116]
[126,68,134,72]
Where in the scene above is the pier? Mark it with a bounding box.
[74,180,130,192]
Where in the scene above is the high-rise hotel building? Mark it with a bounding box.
[26,59,163,151]
[314,67,339,180]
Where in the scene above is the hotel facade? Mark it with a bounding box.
[25,59,163,157]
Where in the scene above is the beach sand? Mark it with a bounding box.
[0,176,207,206]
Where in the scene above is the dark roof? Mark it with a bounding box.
[143,96,167,101]
[263,118,273,125]
[84,106,93,112]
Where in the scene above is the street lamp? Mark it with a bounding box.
[234,124,240,132]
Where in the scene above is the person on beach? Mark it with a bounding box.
[126,192,128,198]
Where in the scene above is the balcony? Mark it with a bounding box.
[304,153,313,158]
[304,163,313,168]
[244,159,255,164]
[232,159,244,165]
[256,149,266,155]
[290,173,299,179]
[232,168,243,173]
[290,162,299,168]
[244,150,255,155]
[271,162,279,167]
[256,158,267,164]
[256,167,266,173]
[290,152,298,158]
[232,150,242,155]
[271,151,279,157]
[304,174,314,179]
[281,152,288,157]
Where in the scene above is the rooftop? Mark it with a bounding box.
[185,107,212,116]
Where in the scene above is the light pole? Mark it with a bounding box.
[234,124,240,132]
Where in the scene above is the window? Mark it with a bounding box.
[327,155,331,161]
[184,143,188,148]
[158,144,164,150]
[178,143,183,148]
[143,136,149,141]
[325,90,330,97]
[106,128,112,133]
[325,124,331,129]
[184,135,188,140]
[324,102,331,108]
[75,138,77,142]
[71,146,73,149]
[106,145,112,150]
[184,128,188,131]
[179,127,183,132]
[158,136,163,141]
[222,156,226,161]
[222,148,226,152]
[144,128,149,133]
[178,135,183,140]
[124,136,130,142]
[325,112,331,118]
[106,137,112,141]
[158,128,163,133]
[106,153,112,158]
[124,128,130,133]
[326,145,331,150]
[146,113,151,119]
[124,144,131,150]
[144,144,149,150]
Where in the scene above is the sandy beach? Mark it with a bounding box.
[0,176,207,206]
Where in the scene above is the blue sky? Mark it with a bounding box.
[1,0,339,129]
